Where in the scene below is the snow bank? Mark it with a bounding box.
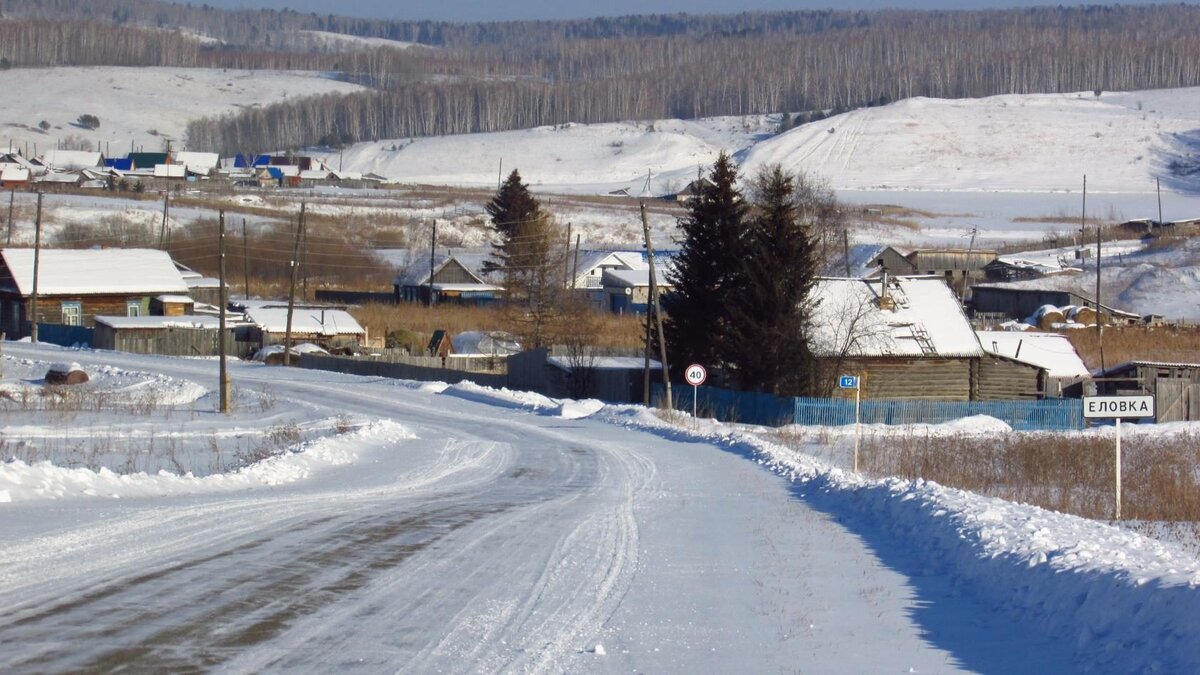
[0,421,415,503]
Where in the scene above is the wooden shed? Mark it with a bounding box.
[93,315,237,356]
[151,295,195,316]
[1091,361,1200,422]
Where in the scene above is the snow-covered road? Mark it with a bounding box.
[0,343,1083,672]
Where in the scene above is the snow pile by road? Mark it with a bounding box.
[0,420,414,503]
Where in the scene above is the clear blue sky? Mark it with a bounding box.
[186,0,1176,22]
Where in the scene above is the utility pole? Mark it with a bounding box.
[1152,176,1161,225]
[6,187,14,247]
[158,192,170,249]
[842,228,852,277]
[429,219,437,308]
[572,234,581,290]
[218,210,231,413]
[30,193,43,343]
[641,202,672,410]
[283,202,305,367]
[242,218,250,300]
[563,222,572,288]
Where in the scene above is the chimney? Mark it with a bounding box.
[878,271,896,310]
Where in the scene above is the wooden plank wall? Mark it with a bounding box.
[841,358,972,401]
[972,356,1042,400]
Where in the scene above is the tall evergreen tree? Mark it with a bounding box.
[662,152,748,379]
[484,168,542,275]
[483,168,562,348]
[726,165,821,395]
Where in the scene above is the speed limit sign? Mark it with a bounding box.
[684,363,707,386]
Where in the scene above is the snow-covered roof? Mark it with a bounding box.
[35,171,81,184]
[0,248,188,296]
[809,277,983,358]
[548,355,662,371]
[172,151,219,173]
[300,169,332,180]
[396,253,493,287]
[244,306,364,335]
[156,294,195,304]
[94,315,222,330]
[40,150,102,170]
[451,331,521,356]
[154,164,187,178]
[431,282,503,292]
[976,330,1090,378]
[601,267,675,288]
[0,167,30,182]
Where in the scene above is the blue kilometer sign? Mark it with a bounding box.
[839,375,859,389]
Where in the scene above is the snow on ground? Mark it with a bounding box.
[0,342,1196,672]
[0,66,364,153]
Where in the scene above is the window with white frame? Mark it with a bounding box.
[61,301,82,326]
[127,300,142,317]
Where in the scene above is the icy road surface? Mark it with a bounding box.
[0,343,1076,673]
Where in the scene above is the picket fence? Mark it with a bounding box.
[660,384,1084,431]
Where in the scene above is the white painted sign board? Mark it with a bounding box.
[1082,395,1155,419]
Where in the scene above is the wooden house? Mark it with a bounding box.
[0,166,30,189]
[395,254,503,305]
[809,276,984,400]
[0,248,188,339]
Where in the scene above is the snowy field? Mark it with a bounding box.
[0,67,364,154]
[0,342,1197,673]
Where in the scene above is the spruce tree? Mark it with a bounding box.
[485,169,542,276]
[483,168,562,348]
[726,165,821,396]
[662,152,748,379]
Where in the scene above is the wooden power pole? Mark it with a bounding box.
[641,202,672,410]
[283,202,306,366]
[30,193,43,343]
[218,210,231,413]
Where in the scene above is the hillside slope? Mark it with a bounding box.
[0,67,364,154]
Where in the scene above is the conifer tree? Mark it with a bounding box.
[726,165,820,395]
[662,152,748,379]
[484,169,562,348]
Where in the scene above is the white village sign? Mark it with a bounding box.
[1082,395,1155,520]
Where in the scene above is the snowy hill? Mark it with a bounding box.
[312,88,1200,197]
[0,66,365,154]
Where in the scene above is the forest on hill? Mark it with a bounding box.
[3,0,1200,155]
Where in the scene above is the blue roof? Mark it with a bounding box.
[266,167,284,180]
[105,158,133,171]
[253,154,272,167]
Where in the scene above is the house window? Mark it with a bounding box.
[61,301,82,326]
[127,300,142,317]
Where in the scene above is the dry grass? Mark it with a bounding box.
[349,301,646,353]
[857,430,1200,521]
[1067,325,1200,370]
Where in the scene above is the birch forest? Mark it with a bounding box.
[3,0,1199,155]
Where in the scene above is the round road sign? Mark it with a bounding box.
[684,363,707,386]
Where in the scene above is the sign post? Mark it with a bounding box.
[684,364,707,429]
[1083,395,1155,520]
[839,375,861,473]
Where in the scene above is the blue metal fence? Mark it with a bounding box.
[35,323,94,348]
[658,384,1084,431]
